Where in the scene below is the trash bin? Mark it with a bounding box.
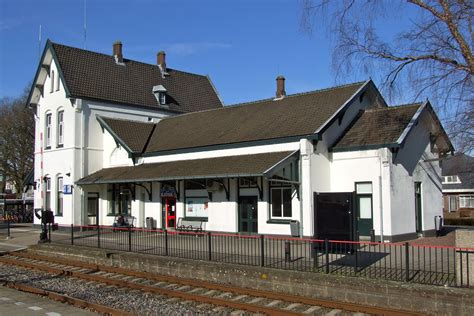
[434,215,443,237]
[290,220,300,237]
[146,217,156,230]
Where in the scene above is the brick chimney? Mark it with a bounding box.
[275,75,286,99]
[157,51,167,73]
[113,41,123,63]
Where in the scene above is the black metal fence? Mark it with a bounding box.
[51,225,473,288]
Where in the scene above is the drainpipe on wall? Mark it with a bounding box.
[378,149,386,242]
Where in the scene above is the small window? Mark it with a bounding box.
[460,195,474,208]
[45,177,51,211]
[57,176,63,216]
[50,70,55,93]
[442,175,461,184]
[271,187,292,218]
[108,185,131,216]
[449,196,458,212]
[55,71,60,91]
[57,110,64,146]
[159,92,166,105]
[356,182,373,220]
[239,177,257,188]
[45,113,52,149]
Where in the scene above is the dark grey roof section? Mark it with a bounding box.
[30,40,223,113]
[332,103,422,151]
[77,151,294,185]
[98,116,155,154]
[442,153,474,191]
[144,81,368,154]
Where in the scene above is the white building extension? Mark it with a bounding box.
[28,41,453,242]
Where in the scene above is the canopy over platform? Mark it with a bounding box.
[77,151,298,185]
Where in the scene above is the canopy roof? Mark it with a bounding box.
[77,151,298,185]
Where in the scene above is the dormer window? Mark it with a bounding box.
[442,175,461,184]
[152,85,168,107]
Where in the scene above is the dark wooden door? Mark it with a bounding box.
[314,192,356,241]
[239,196,258,233]
[415,182,422,233]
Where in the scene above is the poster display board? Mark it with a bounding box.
[186,197,209,218]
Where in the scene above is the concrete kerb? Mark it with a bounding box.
[28,243,474,315]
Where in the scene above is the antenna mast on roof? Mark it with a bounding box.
[83,0,87,49]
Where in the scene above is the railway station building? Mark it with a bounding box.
[28,40,453,242]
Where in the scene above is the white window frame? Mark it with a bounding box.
[57,110,64,146]
[270,186,292,219]
[45,113,52,149]
[159,92,166,105]
[55,70,60,91]
[442,175,461,184]
[45,177,51,211]
[57,176,63,216]
[459,195,474,208]
[50,70,55,93]
[448,195,458,212]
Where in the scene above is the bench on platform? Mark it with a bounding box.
[113,215,135,229]
[176,217,204,232]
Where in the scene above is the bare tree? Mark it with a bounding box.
[301,0,473,153]
[0,88,35,197]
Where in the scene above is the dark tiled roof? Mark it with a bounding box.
[52,42,223,113]
[144,82,366,153]
[77,151,294,184]
[332,103,422,150]
[442,153,474,190]
[101,117,155,153]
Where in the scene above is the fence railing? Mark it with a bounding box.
[51,225,473,288]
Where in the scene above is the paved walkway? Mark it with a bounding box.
[0,286,97,315]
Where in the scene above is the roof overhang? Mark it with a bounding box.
[77,151,299,185]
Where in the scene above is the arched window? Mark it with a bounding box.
[50,70,55,93]
[57,109,64,147]
[57,175,63,216]
[55,70,60,91]
[45,176,51,211]
[45,112,52,149]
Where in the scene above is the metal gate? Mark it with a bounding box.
[313,192,356,241]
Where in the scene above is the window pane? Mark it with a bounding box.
[271,188,282,217]
[356,183,372,194]
[359,196,372,219]
[449,196,458,211]
[283,188,292,217]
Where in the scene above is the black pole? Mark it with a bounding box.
[97,225,101,248]
[128,226,132,252]
[208,231,212,261]
[164,229,168,256]
[260,235,265,267]
[6,216,10,238]
[325,238,330,274]
[405,242,410,282]
[71,224,74,245]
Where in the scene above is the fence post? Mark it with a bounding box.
[324,239,330,274]
[97,225,101,248]
[164,229,168,256]
[260,235,265,267]
[48,224,51,243]
[405,242,410,282]
[6,217,10,239]
[71,224,74,245]
[208,232,212,261]
[128,226,132,252]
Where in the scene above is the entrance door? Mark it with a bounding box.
[314,192,356,241]
[415,182,422,233]
[355,182,373,237]
[87,193,99,226]
[162,197,176,229]
[239,196,258,233]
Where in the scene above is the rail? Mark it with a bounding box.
[51,224,473,288]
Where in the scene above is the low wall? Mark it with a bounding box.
[456,229,474,287]
[30,243,474,315]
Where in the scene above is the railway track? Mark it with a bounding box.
[0,250,425,315]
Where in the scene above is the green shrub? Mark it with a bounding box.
[444,217,474,226]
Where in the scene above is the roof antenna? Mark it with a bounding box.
[38,24,42,61]
[83,0,87,49]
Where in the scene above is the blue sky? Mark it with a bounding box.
[1,0,411,105]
